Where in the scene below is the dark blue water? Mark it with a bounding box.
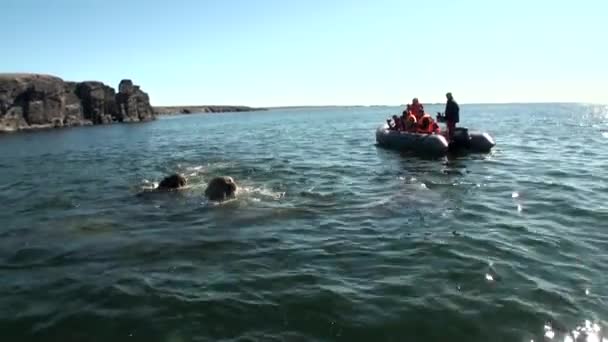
[1,104,607,341]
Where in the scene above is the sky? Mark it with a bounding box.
[1,0,607,106]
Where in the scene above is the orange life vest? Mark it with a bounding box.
[431,121,440,134]
[409,103,424,118]
[404,114,417,131]
[417,114,434,134]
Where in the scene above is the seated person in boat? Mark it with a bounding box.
[403,112,418,132]
[387,115,403,131]
[431,121,440,134]
[408,98,425,120]
[417,114,440,134]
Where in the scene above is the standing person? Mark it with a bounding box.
[444,92,459,141]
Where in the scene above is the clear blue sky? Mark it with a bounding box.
[2,0,606,106]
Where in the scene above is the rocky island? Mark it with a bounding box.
[0,73,154,132]
[0,73,267,133]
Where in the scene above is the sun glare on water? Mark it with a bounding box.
[540,320,606,342]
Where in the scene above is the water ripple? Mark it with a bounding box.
[0,104,607,341]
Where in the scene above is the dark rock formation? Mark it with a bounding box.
[63,82,88,127]
[158,174,187,190]
[115,79,154,122]
[75,81,118,124]
[0,73,155,132]
[0,74,72,131]
[205,176,238,202]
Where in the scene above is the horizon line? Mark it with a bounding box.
[151,101,606,109]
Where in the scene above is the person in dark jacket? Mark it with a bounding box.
[444,92,460,141]
[387,115,402,131]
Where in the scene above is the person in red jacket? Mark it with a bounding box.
[417,114,433,134]
[431,121,440,134]
[403,112,418,131]
[417,114,441,134]
[409,98,425,119]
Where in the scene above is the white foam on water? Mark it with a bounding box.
[180,165,207,178]
[202,197,239,207]
[239,185,285,201]
[186,165,204,172]
[140,179,159,190]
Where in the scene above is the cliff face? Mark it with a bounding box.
[116,79,154,122]
[0,74,155,132]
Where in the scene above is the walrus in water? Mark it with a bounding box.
[205,176,238,201]
[157,174,187,190]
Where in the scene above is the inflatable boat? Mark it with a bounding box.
[375,123,495,156]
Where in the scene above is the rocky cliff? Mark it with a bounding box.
[0,74,155,132]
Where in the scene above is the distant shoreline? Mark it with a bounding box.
[154,102,599,116]
[153,105,267,115]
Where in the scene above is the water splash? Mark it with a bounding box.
[239,185,285,201]
[140,179,159,190]
[183,165,206,177]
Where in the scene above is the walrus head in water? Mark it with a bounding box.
[157,174,187,190]
[205,176,238,201]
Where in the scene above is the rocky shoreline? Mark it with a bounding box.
[0,73,269,133]
[0,73,155,133]
[154,105,266,115]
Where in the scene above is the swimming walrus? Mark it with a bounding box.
[157,174,187,190]
[205,176,238,201]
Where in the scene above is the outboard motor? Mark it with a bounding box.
[435,113,447,123]
[450,127,471,149]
